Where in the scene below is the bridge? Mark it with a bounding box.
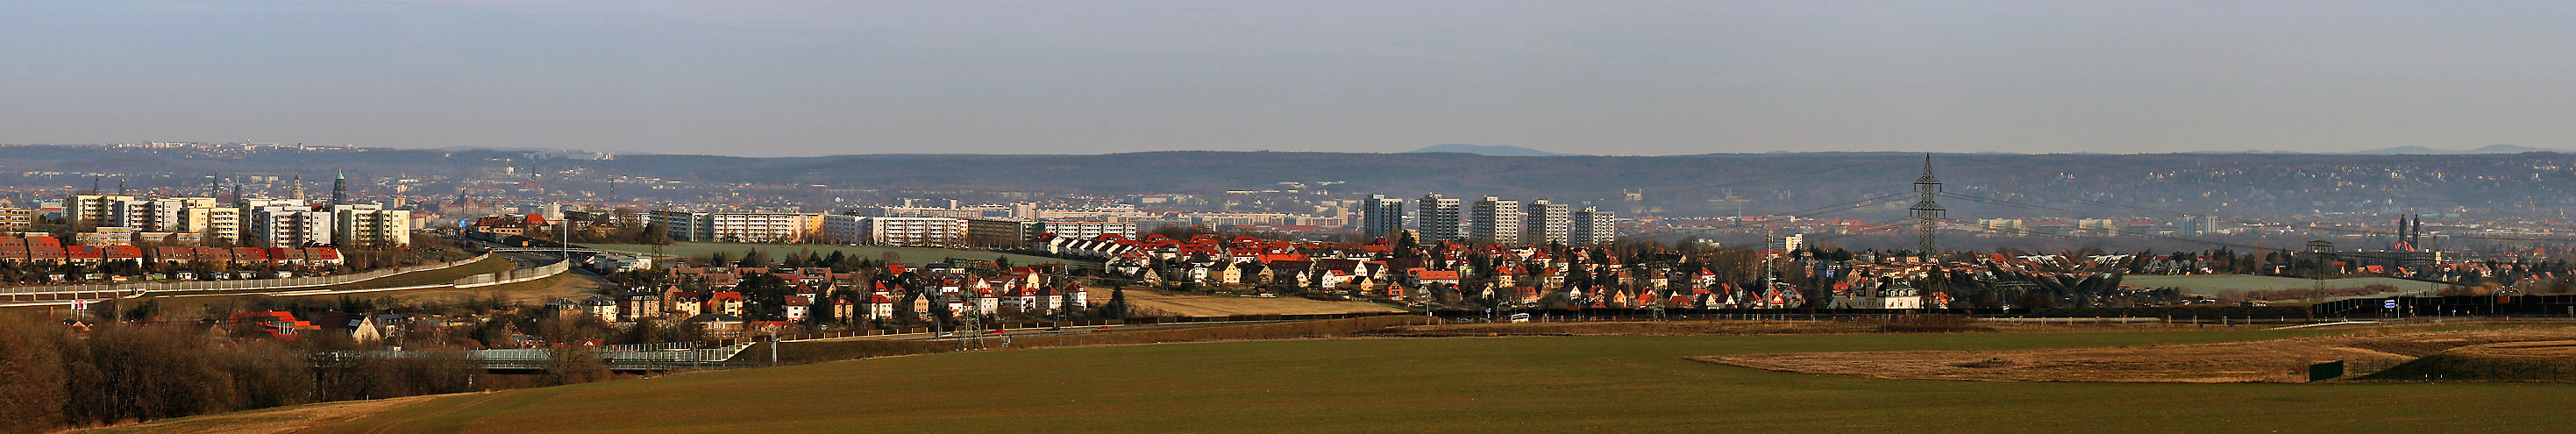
[312,342,763,373]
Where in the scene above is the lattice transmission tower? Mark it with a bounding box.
[1910,154,1946,255]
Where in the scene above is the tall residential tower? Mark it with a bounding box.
[1469,196,1523,245]
[1416,194,1462,242]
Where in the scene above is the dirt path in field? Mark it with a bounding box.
[1114,289,1404,317]
[71,394,445,434]
[1692,327,2576,383]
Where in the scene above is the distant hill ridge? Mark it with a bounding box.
[1404,144,1579,156]
[2348,145,2569,154]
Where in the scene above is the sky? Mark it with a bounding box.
[4,1,2574,157]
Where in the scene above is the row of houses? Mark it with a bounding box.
[1041,232,1909,310]
[0,235,344,266]
[544,265,1089,336]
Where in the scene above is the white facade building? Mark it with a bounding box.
[824,215,967,246]
[331,204,413,246]
[1039,221,1136,240]
[247,205,333,246]
[1523,199,1571,245]
[708,213,808,243]
[1570,206,1615,245]
[1469,196,1522,245]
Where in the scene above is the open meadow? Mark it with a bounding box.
[119,323,2573,433]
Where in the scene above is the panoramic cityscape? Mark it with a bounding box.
[6,2,2576,433]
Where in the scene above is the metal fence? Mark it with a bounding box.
[769,311,1426,343]
[313,341,759,372]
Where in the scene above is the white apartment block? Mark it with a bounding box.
[1039,221,1137,240]
[823,215,966,246]
[181,206,243,244]
[332,204,414,246]
[1190,212,1296,226]
[708,212,808,243]
[247,205,334,246]
[74,196,248,243]
[68,195,137,225]
[89,196,217,231]
[1417,194,1462,242]
[647,210,713,241]
[1523,199,1572,245]
[1571,206,1616,245]
[1469,196,1522,245]
[822,215,867,244]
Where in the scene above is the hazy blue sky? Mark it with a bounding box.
[5,1,2573,157]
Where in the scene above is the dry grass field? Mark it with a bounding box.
[1115,288,1405,317]
[89,321,2576,433]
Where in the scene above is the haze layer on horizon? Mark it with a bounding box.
[4,1,2572,157]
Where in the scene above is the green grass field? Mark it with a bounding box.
[282,328,2573,433]
[582,242,1087,267]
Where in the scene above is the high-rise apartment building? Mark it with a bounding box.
[1415,194,1462,242]
[1523,199,1571,245]
[1469,196,1522,245]
[1571,206,1617,245]
[1358,194,1405,238]
[247,205,333,246]
[331,204,413,246]
[69,195,139,225]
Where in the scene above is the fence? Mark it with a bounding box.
[1,253,495,302]
[768,311,1424,343]
[311,341,759,372]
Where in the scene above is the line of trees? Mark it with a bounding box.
[0,311,623,434]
